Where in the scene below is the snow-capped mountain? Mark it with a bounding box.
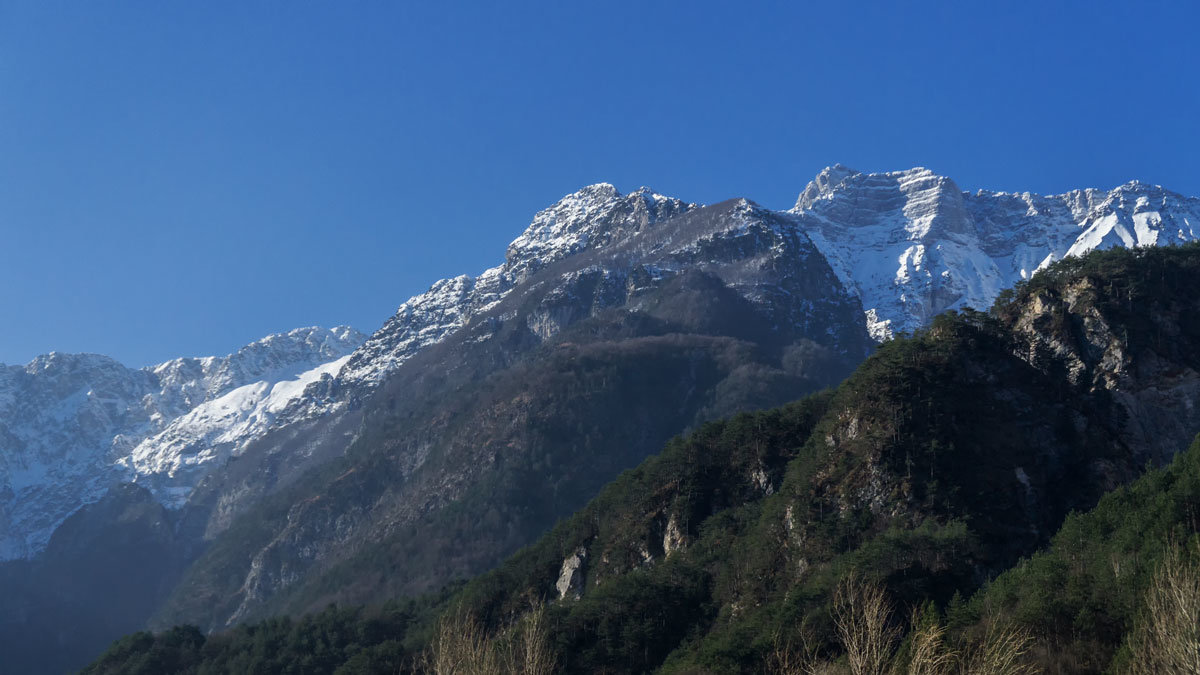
[337,184,694,386]
[793,165,1200,339]
[178,184,873,553]
[172,190,876,630]
[5,167,1198,565]
[173,168,1200,628]
[0,326,364,559]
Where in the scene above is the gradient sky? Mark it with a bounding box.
[1,1,1197,367]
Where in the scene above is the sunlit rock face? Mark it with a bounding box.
[791,165,1200,340]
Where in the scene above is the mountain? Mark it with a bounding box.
[156,195,874,631]
[168,186,713,545]
[6,167,1200,673]
[9,168,1194,566]
[794,165,1200,339]
[0,326,365,560]
[80,243,1200,675]
[411,244,1200,674]
[150,169,1200,567]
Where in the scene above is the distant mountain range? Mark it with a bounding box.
[3,166,1198,673]
[0,326,365,560]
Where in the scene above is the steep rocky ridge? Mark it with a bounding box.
[168,185,703,545]
[157,197,874,630]
[432,244,1200,674]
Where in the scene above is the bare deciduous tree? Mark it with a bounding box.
[962,620,1037,675]
[832,573,899,675]
[514,598,556,675]
[1127,543,1200,675]
[770,577,1038,675]
[768,620,845,675]
[424,606,502,675]
[422,598,557,675]
[904,610,957,675]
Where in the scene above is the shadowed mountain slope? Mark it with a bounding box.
[80,243,1200,675]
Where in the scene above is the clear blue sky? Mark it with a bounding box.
[1,1,1196,367]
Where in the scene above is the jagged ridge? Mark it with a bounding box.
[0,326,365,559]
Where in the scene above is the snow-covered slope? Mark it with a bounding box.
[6,170,1198,562]
[0,326,364,559]
[791,165,1200,339]
[338,183,693,386]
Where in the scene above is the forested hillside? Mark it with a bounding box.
[83,244,1200,674]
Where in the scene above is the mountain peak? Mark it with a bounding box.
[567,182,621,201]
[244,325,366,353]
[1113,178,1175,196]
[505,183,692,273]
[22,351,126,374]
[793,164,861,211]
[793,166,963,213]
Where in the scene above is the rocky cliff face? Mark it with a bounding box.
[159,195,875,629]
[431,245,1200,675]
[337,184,695,388]
[997,250,1200,464]
[793,165,1200,340]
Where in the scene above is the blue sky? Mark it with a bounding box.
[1,1,1196,366]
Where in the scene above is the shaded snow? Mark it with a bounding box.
[0,327,365,559]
